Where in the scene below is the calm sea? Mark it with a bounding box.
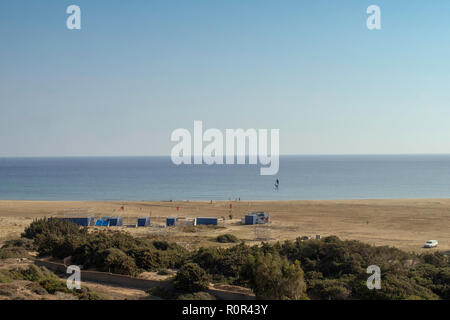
[0,155,450,201]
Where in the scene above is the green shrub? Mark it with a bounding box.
[146,286,177,299]
[240,252,307,300]
[23,218,86,240]
[174,263,210,292]
[177,292,216,300]
[22,218,88,258]
[0,246,30,259]
[278,236,411,278]
[15,264,59,283]
[101,248,137,276]
[152,240,170,250]
[2,238,35,251]
[216,234,239,243]
[0,269,14,283]
[192,243,256,283]
[39,278,70,294]
[307,278,351,300]
[23,218,189,274]
[350,272,439,300]
[5,265,70,295]
[74,287,108,300]
[1,264,106,299]
[420,252,449,268]
[129,246,187,271]
[408,264,450,299]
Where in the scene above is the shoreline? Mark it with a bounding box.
[2,197,450,202]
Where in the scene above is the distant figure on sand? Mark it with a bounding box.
[274,179,280,190]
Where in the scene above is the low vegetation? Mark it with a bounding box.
[240,252,307,300]
[19,218,450,300]
[177,292,216,300]
[0,264,105,300]
[182,225,225,233]
[22,218,189,277]
[173,263,210,292]
[146,286,215,300]
[0,246,30,259]
[0,238,35,259]
[1,238,35,251]
[216,234,239,243]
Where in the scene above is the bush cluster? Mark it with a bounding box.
[0,264,105,299]
[21,218,450,300]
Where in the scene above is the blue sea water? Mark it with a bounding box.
[0,155,450,201]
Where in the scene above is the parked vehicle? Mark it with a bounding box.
[424,240,438,248]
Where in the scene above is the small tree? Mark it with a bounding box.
[240,252,307,300]
[102,248,137,276]
[174,263,210,292]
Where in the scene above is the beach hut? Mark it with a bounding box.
[95,219,110,227]
[56,217,95,227]
[244,214,258,225]
[105,217,123,226]
[137,217,151,227]
[195,217,218,226]
[95,217,123,227]
[244,212,269,225]
[166,217,178,227]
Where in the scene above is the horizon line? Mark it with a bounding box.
[2,153,450,159]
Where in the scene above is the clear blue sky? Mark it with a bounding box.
[1,0,450,157]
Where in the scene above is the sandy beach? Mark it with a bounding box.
[0,199,449,253]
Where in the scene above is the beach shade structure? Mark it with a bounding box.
[195,217,218,226]
[105,217,123,226]
[100,216,122,226]
[55,217,95,227]
[245,212,269,225]
[95,219,110,227]
[137,217,151,227]
[166,217,179,227]
[244,214,258,225]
